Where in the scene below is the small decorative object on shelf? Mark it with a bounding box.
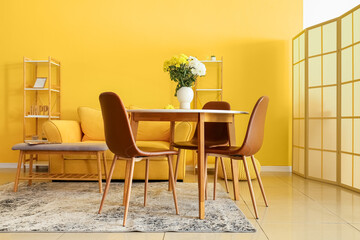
[211,55,216,61]
[163,54,206,109]
[33,77,47,88]
[28,105,49,116]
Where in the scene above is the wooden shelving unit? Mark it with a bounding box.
[194,57,223,109]
[23,56,61,143]
[192,57,223,171]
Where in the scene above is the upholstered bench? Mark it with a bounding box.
[12,143,108,193]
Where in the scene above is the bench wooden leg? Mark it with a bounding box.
[28,154,34,186]
[14,151,24,192]
[96,152,103,193]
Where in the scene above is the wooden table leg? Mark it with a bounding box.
[228,116,240,200]
[197,113,205,219]
[168,121,175,191]
[130,114,139,137]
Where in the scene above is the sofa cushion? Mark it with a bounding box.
[129,105,170,141]
[78,107,105,141]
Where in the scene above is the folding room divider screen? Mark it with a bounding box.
[292,4,360,192]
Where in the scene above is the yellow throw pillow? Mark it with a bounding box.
[77,107,105,141]
[129,105,170,141]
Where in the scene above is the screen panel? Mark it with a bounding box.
[307,21,338,182]
[292,32,306,175]
[340,11,360,189]
[293,5,360,192]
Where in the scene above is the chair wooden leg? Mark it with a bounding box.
[205,154,208,200]
[98,155,117,214]
[28,154,34,186]
[123,158,135,227]
[96,152,103,193]
[220,157,229,193]
[167,155,179,214]
[123,159,131,206]
[230,158,240,200]
[251,155,268,207]
[168,155,173,191]
[242,156,259,219]
[213,157,219,200]
[14,151,24,192]
[102,152,108,181]
[174,150,181,186]
[144,159,149,206]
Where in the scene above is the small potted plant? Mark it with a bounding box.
[211,55,216,61]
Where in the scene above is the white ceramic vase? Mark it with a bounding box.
[177,87,194,109]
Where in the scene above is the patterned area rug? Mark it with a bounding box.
[0,181,256,232]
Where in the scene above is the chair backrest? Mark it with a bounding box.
[99,92,140,158]
[191,101,231,145]
[238,96,269,156]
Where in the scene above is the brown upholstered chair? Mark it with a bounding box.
[205,96,269,219]
[98,92,179,226]
[173,101,231,200]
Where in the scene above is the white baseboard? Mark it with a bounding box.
[261,166,292,172]
[0,163,17,168]
[0,163,45,169]
[186,165,292,172]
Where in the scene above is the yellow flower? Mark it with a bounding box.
[163,54,189,71]
[164,104,175,109]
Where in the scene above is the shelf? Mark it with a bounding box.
[25,115,60,119]
[24,60,60,66]
[25,88,60,93]
[200,60,222,63]
[18,173,99,181]
[195,89,223,91]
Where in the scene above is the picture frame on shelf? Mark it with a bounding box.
[33,77,47,88]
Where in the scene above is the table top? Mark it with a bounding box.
[127,109,248,114]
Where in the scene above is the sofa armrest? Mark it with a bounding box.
[43,120,82,143]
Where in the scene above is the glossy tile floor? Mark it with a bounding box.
[1,168,360,240]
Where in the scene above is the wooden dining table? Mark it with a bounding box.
[127,109,248,219]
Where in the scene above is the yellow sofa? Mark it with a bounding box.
[42,106,193,180]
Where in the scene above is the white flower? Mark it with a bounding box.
[188,56,206,76]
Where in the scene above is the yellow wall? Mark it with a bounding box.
[0,0,302,166]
